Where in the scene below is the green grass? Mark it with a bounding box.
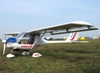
[0,39,100,73]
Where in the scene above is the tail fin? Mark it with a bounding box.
[66,33,73,41]
[66,32,79,41]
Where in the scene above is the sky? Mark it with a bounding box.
[0,0,100,39]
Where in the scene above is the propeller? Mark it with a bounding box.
[2,37,17,55]
[2,40,6,55]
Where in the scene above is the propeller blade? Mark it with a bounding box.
[2,40,6,55]
[3,43,6,55]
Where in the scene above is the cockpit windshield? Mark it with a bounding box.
[15,32,36,44]
[16,32,25,39]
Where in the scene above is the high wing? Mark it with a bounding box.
[3,32,20,36]
[26,21,98,35]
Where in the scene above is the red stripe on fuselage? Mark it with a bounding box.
[21,44,41,49]
[21,45,32,48]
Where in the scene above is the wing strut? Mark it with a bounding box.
[66,29,69,33]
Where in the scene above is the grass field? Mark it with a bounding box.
[0,39,100,73]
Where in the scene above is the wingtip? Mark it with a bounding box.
[70,21,93,26]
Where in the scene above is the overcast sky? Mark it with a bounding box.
[0,0,100,39]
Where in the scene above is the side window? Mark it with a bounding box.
[27,35,35,44]
[18,33,35,44]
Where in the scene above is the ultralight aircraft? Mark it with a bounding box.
[2,21,98,58]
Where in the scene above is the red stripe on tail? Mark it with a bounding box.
[70,32,77,40]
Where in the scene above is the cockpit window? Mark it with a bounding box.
[16,32,35,44]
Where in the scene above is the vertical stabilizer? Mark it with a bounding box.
[66,33,73,41]
[71,32,79,41]
[66,32,79,41]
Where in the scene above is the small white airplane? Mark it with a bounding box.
[2,21,98,58]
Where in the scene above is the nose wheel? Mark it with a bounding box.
[6,48,15,58]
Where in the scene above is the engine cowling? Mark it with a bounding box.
[6,37,17,43]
